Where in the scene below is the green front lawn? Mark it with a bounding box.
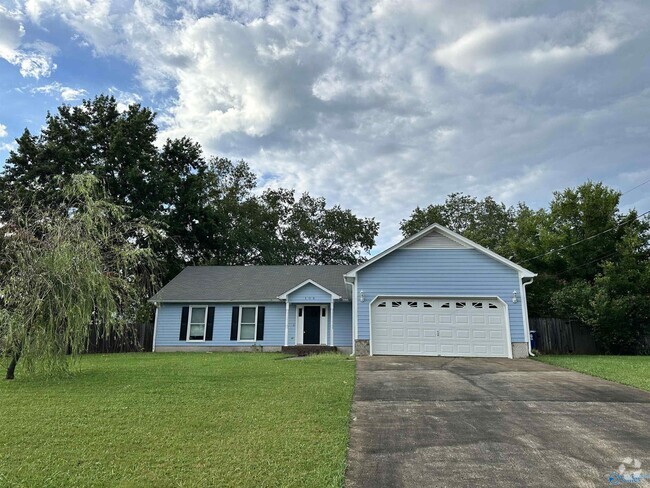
[534,355,650,391]
[0,353,355,487]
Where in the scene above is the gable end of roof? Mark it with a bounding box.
[345,223,536,279]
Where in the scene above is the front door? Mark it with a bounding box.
[303,306,321,344]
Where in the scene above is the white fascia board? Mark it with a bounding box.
[276,279,342,300]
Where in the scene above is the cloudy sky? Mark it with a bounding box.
[1,0,649,249]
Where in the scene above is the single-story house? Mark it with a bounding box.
[150,223,537,358]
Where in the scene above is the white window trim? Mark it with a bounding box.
[237,305,259,342]
[187,306,208,342]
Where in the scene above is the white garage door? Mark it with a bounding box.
[371,298,509,357]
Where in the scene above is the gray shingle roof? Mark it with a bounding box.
[149,265,356,303]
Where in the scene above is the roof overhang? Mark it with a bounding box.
[148,298,283,303]
[344,223,537,280]
[277,279,342,300]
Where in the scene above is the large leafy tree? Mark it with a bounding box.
[0,96,159,214]
[0,96,178,279]
[551,223,650,353]
[517,182,647,316]
[400,193,515,255]
[0,175,158,379]
[258,189,379,265]
[537,182,625,281]
[0,96,379,282]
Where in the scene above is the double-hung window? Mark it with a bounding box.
[238,306,258,341]
[188,306,207,341]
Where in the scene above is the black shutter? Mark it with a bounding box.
[179,306,189,341]
[205,307,215,341]
[256,306,265,341]
[230,306,239,341]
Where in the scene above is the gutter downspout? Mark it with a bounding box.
[344,276,356,356]
[522,278,535,357]
[284,300,289,347]
[330,298,334,347]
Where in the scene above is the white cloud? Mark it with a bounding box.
[0,6,24,54]
[108,86,142,112]
[31,82,87,101]
[24,0,44,24]
[0,5,57,78]
[0,142,17,153]
[432,12,632,87]
[0,123,7,138]
[59,86,87,101]
[8,0,650,248]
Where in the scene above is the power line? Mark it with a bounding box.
[621,178,650,196]
[520,209,649,264]
[557,250,618,276]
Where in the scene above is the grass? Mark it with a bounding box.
[0,352,356,487]
[534,355,650,391]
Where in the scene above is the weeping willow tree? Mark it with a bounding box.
[0,174,158,379]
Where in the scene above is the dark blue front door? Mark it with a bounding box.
[303,306,320,344]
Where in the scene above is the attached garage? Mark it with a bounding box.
[344,223,537,359]
[371,297,510,357]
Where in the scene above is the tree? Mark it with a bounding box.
[400,193,515,255]
[540,181,624,281]
[517,181,646,316]
[0,97,199,282]
[258,190,379,265]
[552,221,650,354]
[0,175,158,379]
[399,182,650,334]
[0,96,159,214]
[1,95,379,279]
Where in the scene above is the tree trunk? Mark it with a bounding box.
[5,351,20,380]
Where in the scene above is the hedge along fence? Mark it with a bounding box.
[529,318,598,354]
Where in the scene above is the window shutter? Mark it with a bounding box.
[230,306,239,341]
[205,307,215,341]
[179,306,189,341]
[256,306,265,341]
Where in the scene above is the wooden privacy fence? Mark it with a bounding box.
[529,317,598,354]
[86,322,154,353]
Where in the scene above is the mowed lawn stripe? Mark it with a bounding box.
[0,353,355,487]
[534,355,650,392]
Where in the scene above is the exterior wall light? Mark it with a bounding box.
[512,290,518,303]
[359,290,365,302]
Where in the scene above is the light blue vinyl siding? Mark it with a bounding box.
[333,302,353,347]
[356,248,526,343]
[155,301,354,348]
[155,302,286,347]
[287,283,333,303]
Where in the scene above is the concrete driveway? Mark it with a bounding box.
[346,357,650,488]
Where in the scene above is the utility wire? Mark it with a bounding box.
[520,209,650,264]
[621,178,650,196]
[557,250,618,276]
